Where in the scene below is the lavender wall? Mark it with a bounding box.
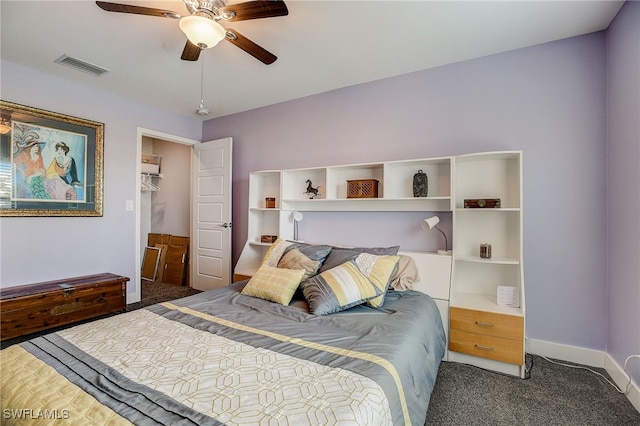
[606,1,640,384]
[204,33,609,351]
[0,60,201,299]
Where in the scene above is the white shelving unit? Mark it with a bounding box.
[246,171,289,245]
[449,151,525,377]
[234,151,525,377]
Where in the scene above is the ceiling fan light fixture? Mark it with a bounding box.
[179,15,226,49]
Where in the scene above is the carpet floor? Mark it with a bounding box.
[425,354,640,425]
[126,280,202,311]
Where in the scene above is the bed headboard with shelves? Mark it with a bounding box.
[236,151,524,372]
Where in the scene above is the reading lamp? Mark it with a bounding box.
[293,211,304,241]
[422,216,451,255]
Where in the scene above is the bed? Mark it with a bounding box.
[0,241,446,425]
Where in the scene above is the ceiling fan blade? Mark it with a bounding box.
[225,29,277,65]
[181,41,202,61]
[219,0,288,22]
[96,1,181,19]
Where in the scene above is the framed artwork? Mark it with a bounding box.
[0,100,104,216]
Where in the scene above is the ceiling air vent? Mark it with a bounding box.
[54,55,110,77]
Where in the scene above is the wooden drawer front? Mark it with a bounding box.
[450,307,524,341]
[449,329,524,365]
[233,274,252,282]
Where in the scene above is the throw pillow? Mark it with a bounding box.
[301,260,382,315]
[354,253,400,307]
[241,264,305,305]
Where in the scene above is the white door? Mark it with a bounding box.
[191,137,232,291]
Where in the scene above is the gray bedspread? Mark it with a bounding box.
[1,282,445,426]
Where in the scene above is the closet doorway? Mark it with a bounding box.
[135,128,197,303]
[140,136,192,262]
[140,136,192,286]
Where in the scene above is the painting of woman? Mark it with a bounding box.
[14,141,50,199]
[13,132,78,201]
[46,141,82,186]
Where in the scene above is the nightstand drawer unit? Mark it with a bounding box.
[449,307,524,365]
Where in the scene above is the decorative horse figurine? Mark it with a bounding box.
[304,179,320,199]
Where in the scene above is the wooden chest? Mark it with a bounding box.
[0,273,129,341]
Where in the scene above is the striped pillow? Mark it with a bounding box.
[356,253,400,307]
[241,264,305,305]
[301,260,382,315]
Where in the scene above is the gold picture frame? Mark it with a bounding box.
[0,100,104,216]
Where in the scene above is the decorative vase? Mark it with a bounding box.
[413,169,428,197]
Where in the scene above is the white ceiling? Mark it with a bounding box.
[0,0,625,120]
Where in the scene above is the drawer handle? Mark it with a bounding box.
[475,321,494,327]
[475,344,494,351]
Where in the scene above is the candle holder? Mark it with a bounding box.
[480,243,492,259]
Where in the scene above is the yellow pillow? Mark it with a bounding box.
[241,264,305,305]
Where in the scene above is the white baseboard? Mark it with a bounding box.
[604,353,640,413]
[529,338,640,413]
[528,339,606,367]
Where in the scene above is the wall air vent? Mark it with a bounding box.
[54,55,110,77]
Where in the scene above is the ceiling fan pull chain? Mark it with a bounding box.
[197,58,210,116]
[201,57,204,102]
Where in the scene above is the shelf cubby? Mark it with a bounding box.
[249,171,281,209]
[454,152,521,209]
[326,163,384,200]
[282,168,327,201]
[383,157,451,200]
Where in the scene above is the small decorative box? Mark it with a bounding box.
[260,235,278,243]
[464,198,501,208]
[265,197,276,208]
[346,179,379,198]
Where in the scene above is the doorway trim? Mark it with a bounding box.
[134,127,198,303]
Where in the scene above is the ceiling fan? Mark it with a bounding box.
[96,0,288,64]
